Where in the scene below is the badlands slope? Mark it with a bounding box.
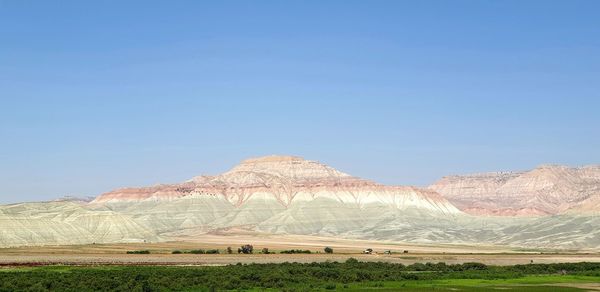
[1,156,599,249]
[92,156,461,236]
[0,156,460,248]
[430,165,600,216]
[94,155,458,214]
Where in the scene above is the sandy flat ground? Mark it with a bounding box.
[1,234,599,266]
[3,253,600,267]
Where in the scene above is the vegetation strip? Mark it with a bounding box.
[1,260,600,291]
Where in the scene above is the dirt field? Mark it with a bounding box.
[2,234,599,267]
[3,252,600,267]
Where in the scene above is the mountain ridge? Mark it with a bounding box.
[430,164,600,216]
[2,156,600,249]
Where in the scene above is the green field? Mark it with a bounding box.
[1,260,599,291]
[340,276,600,291]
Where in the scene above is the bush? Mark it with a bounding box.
[408,263,427,271]
[126,250,150,254]
[262,248,270,254]
[226,247,233,254]
[324,283,337,290]
[280,249,312,254]
[205,249,220,254]
[172,250,182,254]
[2,261,600,291]
[461,262,488,271]
[188,249,205,254]
[239,244,253,254]
[324,247,333,254]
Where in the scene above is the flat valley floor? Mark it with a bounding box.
[2,234,599,267]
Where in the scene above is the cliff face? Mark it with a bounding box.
[93,155,460,215]
[429,165,600,216]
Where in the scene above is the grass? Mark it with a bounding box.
[344,275,600,290]
[341,286,583,291]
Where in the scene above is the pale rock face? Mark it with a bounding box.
[429,165,600,216]
[218,155,352,181]
[0,202,158,247]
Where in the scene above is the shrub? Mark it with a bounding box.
[226,247,233,254]
[188,249,205,254]
[239,244,253,254]
[126,250,150,254]
[2,261,600,291]
[461,262,488,271]
[408,263,427,271]
[324,283,337,290]
[262,248,270,254]
[205,249,220,254]
[324,247,333,254]
[172,250,182,254]
[280,249,312,254]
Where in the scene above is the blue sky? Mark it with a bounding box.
[1,1,599,203]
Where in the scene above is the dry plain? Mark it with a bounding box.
[2,234,599,267]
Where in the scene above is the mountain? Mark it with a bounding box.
[0,156,460,247]
[2,157,600,249]
[90,155,460,236]
[429,165,600,216]
[93,155,459,215]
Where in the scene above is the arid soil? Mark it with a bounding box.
[1,234,599,267]
[0,254,600,267]
[2,253,600,267]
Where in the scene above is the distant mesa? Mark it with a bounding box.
[429,164,600,216]
[53,196,96,203]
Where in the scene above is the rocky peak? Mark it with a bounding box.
[240,155,305,164]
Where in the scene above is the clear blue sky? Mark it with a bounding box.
[1,1,599,203]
